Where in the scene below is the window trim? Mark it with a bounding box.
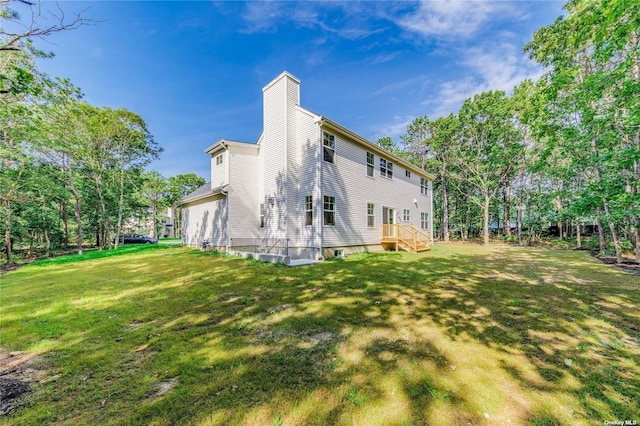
[323,195,336,227]
[403,209,410,222]
[420,177,429,195]
[380,158,393,179]
[323,131,336,164]
[367,203,375,228]
[216,154,223,165]
[305,195,313,226]
[366,152,374,177]
[421,212,429,230]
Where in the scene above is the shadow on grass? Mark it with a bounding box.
[0,245,638,425]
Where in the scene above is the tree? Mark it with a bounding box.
[1,0,90,96]
[110,109,160,249]
[525,0,640,262]
[450,91,520,245]
[401,116,433,170]
[428,115,459,242]
[166,173,205,238]
[140,171,167,239]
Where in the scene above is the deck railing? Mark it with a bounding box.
[381,224,430,252]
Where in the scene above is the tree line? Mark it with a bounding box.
[382,0,639,263]
[1,1,204,266]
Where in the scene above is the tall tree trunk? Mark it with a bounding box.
[4,200,13,266]
[517,206,523,246]
[114,169,125,250]
[93,179,110,250]
[576,224,582,249]
[483,195,490,245]
[441,170,450,242]
[595,207,606,252]
[603,202,623,264]
[44,228,51,258]
[151,199,158,239]
[61,199,69,247]
[504,183,512,237]
[69,178,83,255]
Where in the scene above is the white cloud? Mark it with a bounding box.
[369,51,402,64]
[240,2,385,40]
[371,114,416,141]
[391,1,525,40]
[369,74,430,97]
[422,41,544,117]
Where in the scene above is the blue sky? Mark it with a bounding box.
[28,1,564,180]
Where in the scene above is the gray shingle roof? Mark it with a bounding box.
[180,182,227,204]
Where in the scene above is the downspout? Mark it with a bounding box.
[429,180,434,245]
[316,118,325,260]
[222,141,230,253]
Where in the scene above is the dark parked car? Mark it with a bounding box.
[117,234,158,244]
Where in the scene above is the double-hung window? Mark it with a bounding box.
[421,212,429,230]
[323,196,335,226]
[216,154,223,165]
[305,196,313,226]
[323,132,335,163]
[421,177,428,195]
[367,203,375,228]
[380,158,393,178]
[366,152,374,177]
[403,209,410,222]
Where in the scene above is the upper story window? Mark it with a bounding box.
[403,209,410,222]
[323,132,335,164]
[305,196,313,226]
[420,177,429,195]
[380,158,393,179]
[323,196,335,226]
[405,170,411,178]
[366,152,374,177]
[216,154,223,166]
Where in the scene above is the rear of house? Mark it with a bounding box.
[180,71,434,262]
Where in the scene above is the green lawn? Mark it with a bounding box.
[1,244,638,425]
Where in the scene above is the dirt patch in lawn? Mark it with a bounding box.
[0,349,48,416]
[147,377,179,402]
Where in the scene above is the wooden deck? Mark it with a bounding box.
[381,224,431,252]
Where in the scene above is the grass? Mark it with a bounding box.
[0,244,638,425]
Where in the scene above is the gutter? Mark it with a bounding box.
[179,184,229,206]
[317,117,436,181]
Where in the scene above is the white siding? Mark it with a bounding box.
[320,129,433,248]
[227,144,260,240]
[210,151,228,188]
[288,107,319,250]
[262,76,287,239]
[261,72,300,240]
[181,195,227,248]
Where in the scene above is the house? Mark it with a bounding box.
[179,71,434,262]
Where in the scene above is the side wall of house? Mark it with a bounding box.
[181,195,228,250]
[287,107,321,259]
[227,144,260,241]
[261,74,298,240]
[320,129,432,251]
[210,150,228,188]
